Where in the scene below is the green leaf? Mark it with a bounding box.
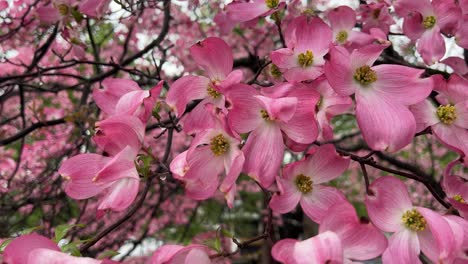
[61,241,82,256]
[20,225,43,235]
[54,223,85,242]
[0,238,12,253]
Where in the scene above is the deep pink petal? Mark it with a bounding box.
[226,1,269,23]
[59,154,110,199]
[300,185,346,223]
[295,16,332,54]
[418,27,445,65]
[3,234,60,264]
[190,37,233,80]
[365,176,413,232]
[94,146,139,184]
[226,83,262,133]
[29,248,101,264]
[356,91,416,152]
[409,100,440,132]
[98,178,139,212]
[151,245,184,264]
[283,66,324,82]
[93,78,140,115]
[328,5,356,32]
[242,124,283,188]
[270,48,297,69]
[184,176,220,200]
[349,44,386,70]
[165,75,210,117]
[402,12,425,40]
[299,144,350,184]
[372,64,433,105]
[184,146,223,182]
[269,178,301,214]
[36,7,60,24]
[382,230,421,264]
[324,46,356,96]
[433,123,468,159]
[441,57,468,75]
[78,0,111,18]
[341,222,388,261]
[220,149,244,192]
[255,95,297,123]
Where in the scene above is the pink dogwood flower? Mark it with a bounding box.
[319,200,387,262]
[226,0,286,23]
[442,159,468,218]
[365,176,459,263]
[150,244,227,264]
[272,231,343,264]
[79,0,111,18]
[3,233,114,264]
[410,74,468,165]
[394,0,461,64]
[165,37,243,134]
[227,83,319,188]
[325,44,433,151]
[359,2,394,34]
[270,15,332,82]
[269,144,349,223]
[93,78,163,122]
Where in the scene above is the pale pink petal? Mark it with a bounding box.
[59,154,110,199]
[272,239,298,264]
[242,124,283,188]
[270,178,301,213]
[93,115,145,156]
[190,37,233,80]
[442,57,468,75]
[36,7,60,24]
[29,248,101,264]
[226,84,262,133]
[382,230,421,264]
[434,0,462,34]
[328,5,356,32]
[418,27,445,65]
[433,123,468,158]
[300,144,350,184]
[365,176,413,232]
[217,69,243,92]
[0,1,8,10]
[3,234,60,264]
[170,151,189,179]
[283,66,324,83]
[180,99,221,134]
[93,78,140,115]
[115,90,149,117]
[300,185,346,223]
[165,75,210,117]
[98,178,139,212]
[454,101,468,129]
[151,245,184,264]
[356,91,416,152]
[220,149,244,192]
[294,231,343,264]
[341,222,388,261]
[324,46,356,96]
[270,48,297,69]
[94,146,139,184]
[79,0,111,18]
[349,44,386,70]
[184,176,219,200]
[226,2,269,23]
[443,74,468,104]
[372,64,433,105]
[417,207,457,262]
[409,100,440,132]
[184,146,223,182]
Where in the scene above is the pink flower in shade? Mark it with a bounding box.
[365,176,460,263]
[442,159,468,218]
[227,83,319,188]
[58,145,140,213]
[270,16,332,82]
[327,6,375,50]
[324,44,433,152]
[269,144,349,223]
[444,215,468,263]
[150,244,227,264]
[359,2,394,34]
[226,0,286,23]
[410,74,468,166]
[79,0,111,18]
[165,37,243,134]
[442,57,468,76]
[2,233,114,264]
[319,200,387,263]
[272,231,343,264]
[309,77,353,141]
[93,78,163,122]
[394,0,461,64]
[35,0,78,25]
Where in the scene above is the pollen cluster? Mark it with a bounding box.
[57,4,69,15]
[453,194,466,203]
[422,16,436,29]
[295,174,313,194]
[270,64,282,78]
[402,209,427,232]
[210,134,230,156]
[297,50,314,67]
[260,109,271,120]
[207,85,221,99]
[336,30,348,43]
[436,104,456,125]
[265,0,279,9]
[354,65,377,85]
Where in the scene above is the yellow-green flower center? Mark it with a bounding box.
[210,134,230,156]
[336,30,348,43]
[423,16,436,29]
[260,109,271,120]
[270,64,282,78]
[402,209,427,232]
[295,174,313,194]
[207,85,221,99]
[436,104,456,125]
[454,194,466,203]
[297,50,314,67]
[265,0,279,9]
[57,4,69,16]
[316,95,323,110]
[354,65,377,85]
